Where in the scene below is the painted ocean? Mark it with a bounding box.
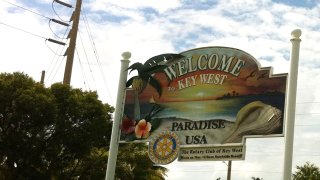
[124,92,285,123]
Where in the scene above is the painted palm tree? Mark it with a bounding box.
[126,53,184,119]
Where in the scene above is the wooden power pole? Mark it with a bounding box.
[40,70,45,84]
[227,161,232,180]
[63,0,82,85]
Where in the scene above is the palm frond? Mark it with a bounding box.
[127,63,143,74]
[126,76,136,87]
[141,65,167,74]
[148,76,162,96]
[144,53,184,68]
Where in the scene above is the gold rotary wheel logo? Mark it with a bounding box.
[156,136,173,157]
[148,131,180,165]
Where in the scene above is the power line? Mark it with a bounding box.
[45,31,70,84]
[1,0,71,42]
[81,8,114,104]
[0,20,67,47]
[49,20,70,39]
[45,28,70,81]
[51,0,73,22]
[76,49,90,90]
[1,0,51,20]
[45,39,67,55]
[54,0,73,8]
[78,32,97,89]
[2,0,71,36]
[49,56,65,84]
[46,50,66,84]
[0,20,47,39]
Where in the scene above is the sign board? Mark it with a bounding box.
[120,47,287,164]
[179,145,245,162]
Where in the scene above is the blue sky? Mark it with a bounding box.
[0,0,320,179]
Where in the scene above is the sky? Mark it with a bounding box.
[0,0,319,179]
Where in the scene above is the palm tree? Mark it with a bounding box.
[126,53,184,119]
[293,162,320,180]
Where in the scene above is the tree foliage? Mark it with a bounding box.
[293,162,320,180]
[116,143,168,180]
[251,177,263,180]
[0,72,167,180]
[0,72,113,179]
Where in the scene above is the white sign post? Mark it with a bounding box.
[105,52,131,180]
[282,29,302,180]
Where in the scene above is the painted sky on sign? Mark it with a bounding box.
[137,49,287,104]
[0,0,320,179]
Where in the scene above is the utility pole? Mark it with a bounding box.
[63,0,82,85]
[223,161,232,180]
[227,161,232,180]
[40,70,45,84]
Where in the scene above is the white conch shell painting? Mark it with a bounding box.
[223,101,282,143]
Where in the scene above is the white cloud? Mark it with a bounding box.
[1,0,320,179]
[87,0,181,13]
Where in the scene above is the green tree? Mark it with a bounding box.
[74,143,168,180]
[293,162,320,180]
[0,72,168,180]
[0,72,113,179]
[116,143,168,180]
[251,177,263,180]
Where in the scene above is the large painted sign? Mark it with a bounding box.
[120,47,287,164]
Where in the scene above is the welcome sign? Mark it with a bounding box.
[120,47,287,164]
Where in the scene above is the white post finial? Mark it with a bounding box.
[283,30,301,180]
[291,29,302,39]
[122,52,131,60]
[106,52,131,180]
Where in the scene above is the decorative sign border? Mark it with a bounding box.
[120,46,287,164]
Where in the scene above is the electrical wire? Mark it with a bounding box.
[44,39,67,56]
[2,0,71,40]
[46,42,67,84]
[76,48,90,90]
[1,0,70,42]
[48,20,70,39]
[1,0,51,20]
[78,32,97,90]
[45,28,69,83]
[49,55,65,84]
[81,8,114,104]
[0,20,47,40]
[1,0,69,85]
[46,54,64,84]
[51,0,73,22]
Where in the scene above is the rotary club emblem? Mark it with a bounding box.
[148,131,180,164]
